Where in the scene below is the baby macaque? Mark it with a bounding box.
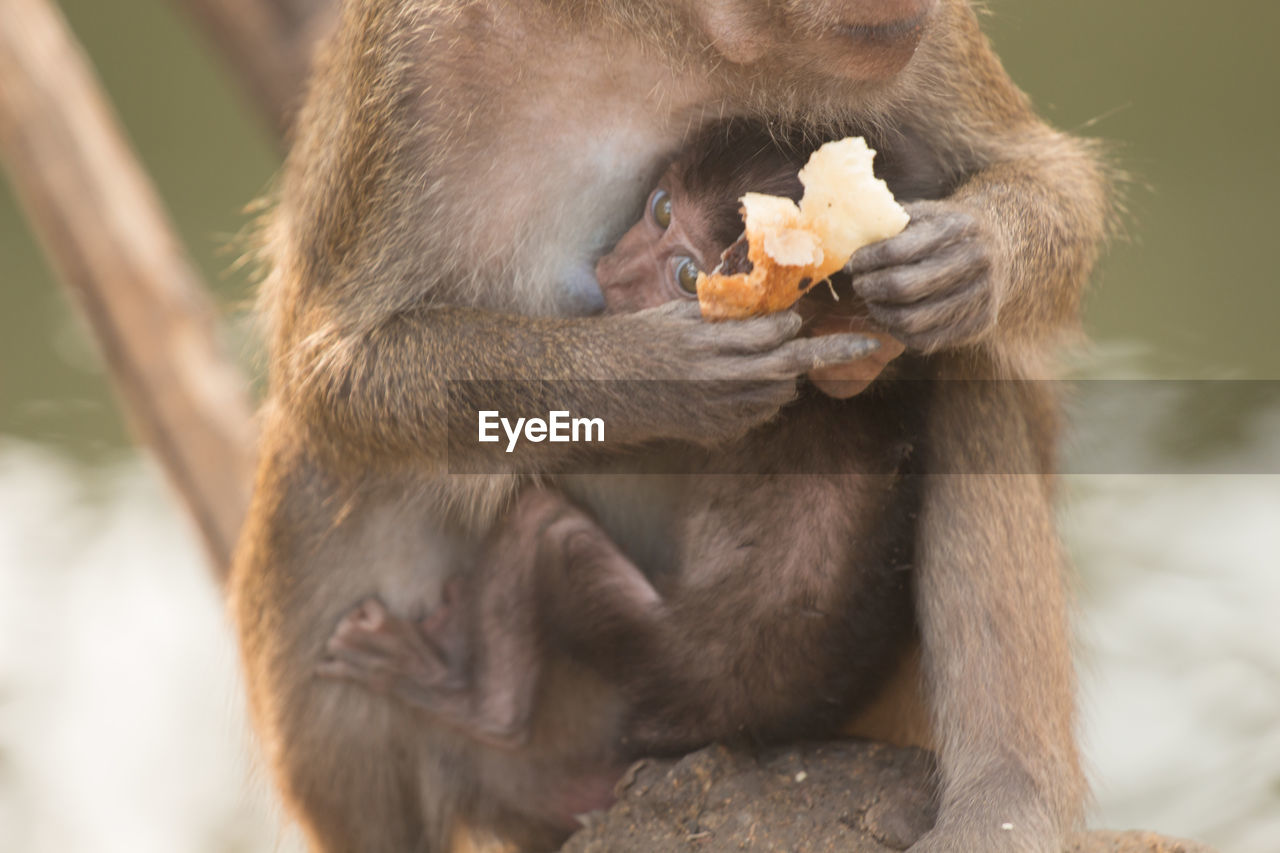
[318,125,927,837]
[596,125,907,397]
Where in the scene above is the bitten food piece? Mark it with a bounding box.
[696,137,910,320]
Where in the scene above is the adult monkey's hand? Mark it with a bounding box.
[846,199,1002,352]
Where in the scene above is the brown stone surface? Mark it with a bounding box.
[561,742,1216,853]
[1066,830,1217,853]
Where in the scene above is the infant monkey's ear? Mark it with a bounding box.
[697,137,908,321]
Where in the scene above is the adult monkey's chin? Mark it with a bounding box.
[695,0,936,80]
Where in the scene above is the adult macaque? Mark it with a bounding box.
[230,1,1111,852]
[314,122,923,832]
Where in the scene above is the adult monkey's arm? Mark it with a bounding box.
[848,0,1112,368]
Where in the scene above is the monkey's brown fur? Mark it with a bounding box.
[230,1,1111,851]
[314,123,924,785]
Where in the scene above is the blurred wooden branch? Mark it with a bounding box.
[0,0,257,577]
[172,0,335,140]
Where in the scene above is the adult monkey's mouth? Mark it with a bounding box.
[837,11,929,47]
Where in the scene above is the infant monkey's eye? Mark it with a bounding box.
[650,189,672,229]
[674,256,700,295]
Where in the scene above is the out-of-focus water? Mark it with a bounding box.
[1,0,1277,851]
[1070,468,1280,853]
[0,443,303,853]
[1,411,1276,852]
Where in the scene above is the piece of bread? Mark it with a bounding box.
[695,137,909,320]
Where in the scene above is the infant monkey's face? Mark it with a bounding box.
[593,166,904,399]
[594,171,717,314]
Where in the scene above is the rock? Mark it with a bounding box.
[560,741,1215,853]
[1067,831,1217,853]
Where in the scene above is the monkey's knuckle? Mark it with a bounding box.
[759,311,803,341]
[852,241,891,267]
[768,343,817,374]
[693,352,744,380]
[892,272,937,305]
[889,272,936,305]
[855,270,895,303]
[894,310,934,339]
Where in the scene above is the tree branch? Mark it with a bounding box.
[0,0,257,577]
[171,0,335,140]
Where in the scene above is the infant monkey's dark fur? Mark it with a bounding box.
[599,124,908,395]
[321,123,923,802]
[597,124,809,313]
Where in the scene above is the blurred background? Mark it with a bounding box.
[0,1,1277,851]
